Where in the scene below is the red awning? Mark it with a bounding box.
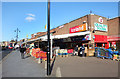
[94,35,107,43]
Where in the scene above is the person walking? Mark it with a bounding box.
[84,46,87,57]
[74,45,78,56]
[82,44,85,57]
[20,45,26,59]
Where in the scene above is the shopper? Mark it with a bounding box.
[84,45,88,57]
[74,45,78,56]
[20,45,26,59]
[82,44,85,57]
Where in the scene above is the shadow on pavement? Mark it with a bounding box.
[50,56,56,75]
[24,55,31,59]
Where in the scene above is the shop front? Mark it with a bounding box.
[107,36,120,50]
[94,35,109,49]
[53,34,91,49]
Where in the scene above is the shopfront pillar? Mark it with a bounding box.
[50,37,53,59]
[38,41,39,48]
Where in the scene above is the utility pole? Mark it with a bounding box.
[14,28,20,43]
[47,0,50,76]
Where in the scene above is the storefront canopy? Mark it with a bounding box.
[39,31,90,40]
[23,31,90,44]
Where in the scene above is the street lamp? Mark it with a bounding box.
[14,28,20,43]
[47,0,50,76]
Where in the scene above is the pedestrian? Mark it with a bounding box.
[74,45,78,56]
[20,45,26,59]
[79,46,82,57]
[82,44,85,57]
[84,45,88,57]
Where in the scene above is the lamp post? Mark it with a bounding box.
[14,28,20,43]
[47,0,50,76]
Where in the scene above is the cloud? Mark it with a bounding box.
[25,16,35,22]
[25,13,35,22]
[27,13,35,17]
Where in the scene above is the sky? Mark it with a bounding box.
[1,2,119,42]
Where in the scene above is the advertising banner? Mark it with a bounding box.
[69,23,87,33]
[94,22,108,31]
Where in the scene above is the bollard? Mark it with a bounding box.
[45,61,47,70]
[38,58,41,64]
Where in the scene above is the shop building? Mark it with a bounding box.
[107,17,120,50]
[49,14,108,56]
[26,14,119,56]
[29,14,108,56]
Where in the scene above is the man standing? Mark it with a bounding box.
[20,45,26,59]
[74,45,78,56]
[82,44,85,57]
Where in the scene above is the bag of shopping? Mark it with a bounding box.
[80,51,82,54]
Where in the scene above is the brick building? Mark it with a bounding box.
[107,17,120,50]
[29,14,110,56]
[29,14,119,56]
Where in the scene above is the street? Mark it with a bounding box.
[0,49,13,61]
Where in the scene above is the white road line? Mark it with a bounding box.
[56,67,62,77]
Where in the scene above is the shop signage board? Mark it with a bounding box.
[69,23,87,33]
[94,22,108,31]
[112,42,116,45]
[94,35,107,42]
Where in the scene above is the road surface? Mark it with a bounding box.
[2,49,46,77]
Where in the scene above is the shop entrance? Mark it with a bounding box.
[96,43,102,47]
[95,43,107,48]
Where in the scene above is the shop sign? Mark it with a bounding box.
[93,35,95,39]
[69,23,87,33]
[98,17,103,23]
[85,35,91,40]
[94,22,107,31]
[112,42,116,45]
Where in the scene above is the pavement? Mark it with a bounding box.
[50,55,118,77]
[0,49,119,78]
[2,49,46,77]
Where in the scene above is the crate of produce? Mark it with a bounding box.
[58,49,64,57]
[63,49,68,57]
[67,49,73,54]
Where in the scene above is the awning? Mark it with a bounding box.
[23,31,90,44]
[53,31,90,39]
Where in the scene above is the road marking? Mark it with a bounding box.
[56,67,62,77]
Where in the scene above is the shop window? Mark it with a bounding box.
[97,43,102,47]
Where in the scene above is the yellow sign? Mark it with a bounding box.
[45,24,47,29]
[26,34,28,38]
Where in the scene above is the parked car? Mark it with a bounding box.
[8,43,13,49]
